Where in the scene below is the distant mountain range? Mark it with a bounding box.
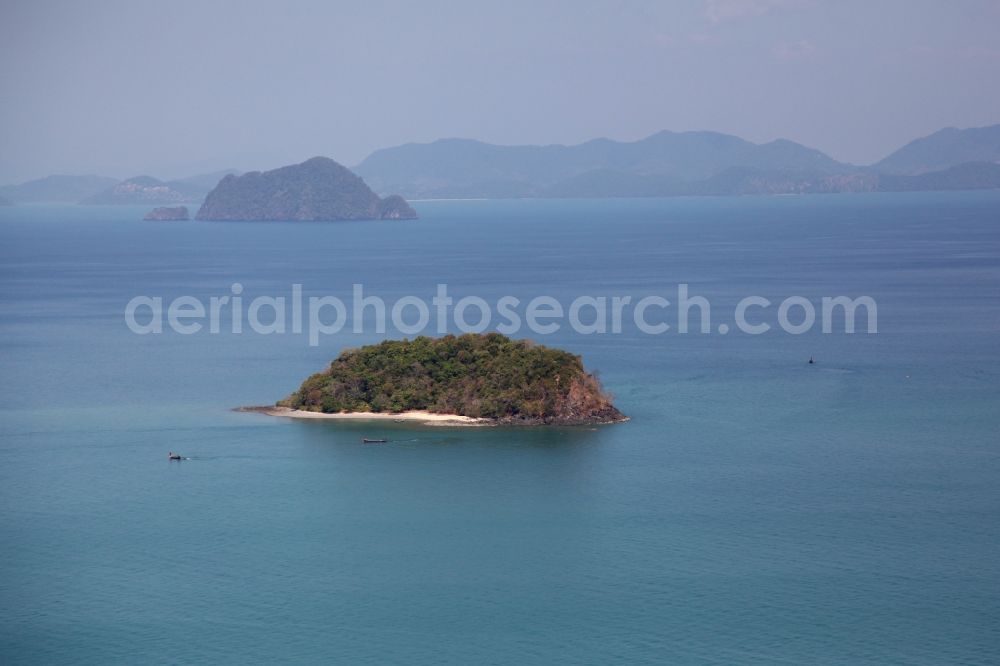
[0,174,118,203]
[354,132,853,198]
[0,171,238,205]
[873,125,1000,175]
[354,124,1000,199]
[2,124,998,205]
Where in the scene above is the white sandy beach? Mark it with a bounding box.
[254,406,489,425]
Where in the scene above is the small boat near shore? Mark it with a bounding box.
[362,438,388,444]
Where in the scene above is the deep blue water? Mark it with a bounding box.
[1,193,999,664]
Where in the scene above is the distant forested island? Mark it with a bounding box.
[196,157,417,221]
[0,172,231,205]
[267,333,626,425]
[81,171,236,205]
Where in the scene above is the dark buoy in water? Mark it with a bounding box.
[808,356,815,364]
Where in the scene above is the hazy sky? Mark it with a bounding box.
[1,0,999,183]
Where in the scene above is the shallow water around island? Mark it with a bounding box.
[1,193,999,664]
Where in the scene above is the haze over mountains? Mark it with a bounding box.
[355,124,1000,199]
[2,124,998,205]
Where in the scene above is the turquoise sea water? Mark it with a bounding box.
[1,193,999,664]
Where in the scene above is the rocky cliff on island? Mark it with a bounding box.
[143,206,190,220]
[195,157,417,221]
[268,333,626,426]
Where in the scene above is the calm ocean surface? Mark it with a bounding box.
[1,193,999,664]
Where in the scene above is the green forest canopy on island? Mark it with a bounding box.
[279,333,627,425]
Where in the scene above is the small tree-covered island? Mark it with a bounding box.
[251,333,628,426]
[143,206,190,221]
